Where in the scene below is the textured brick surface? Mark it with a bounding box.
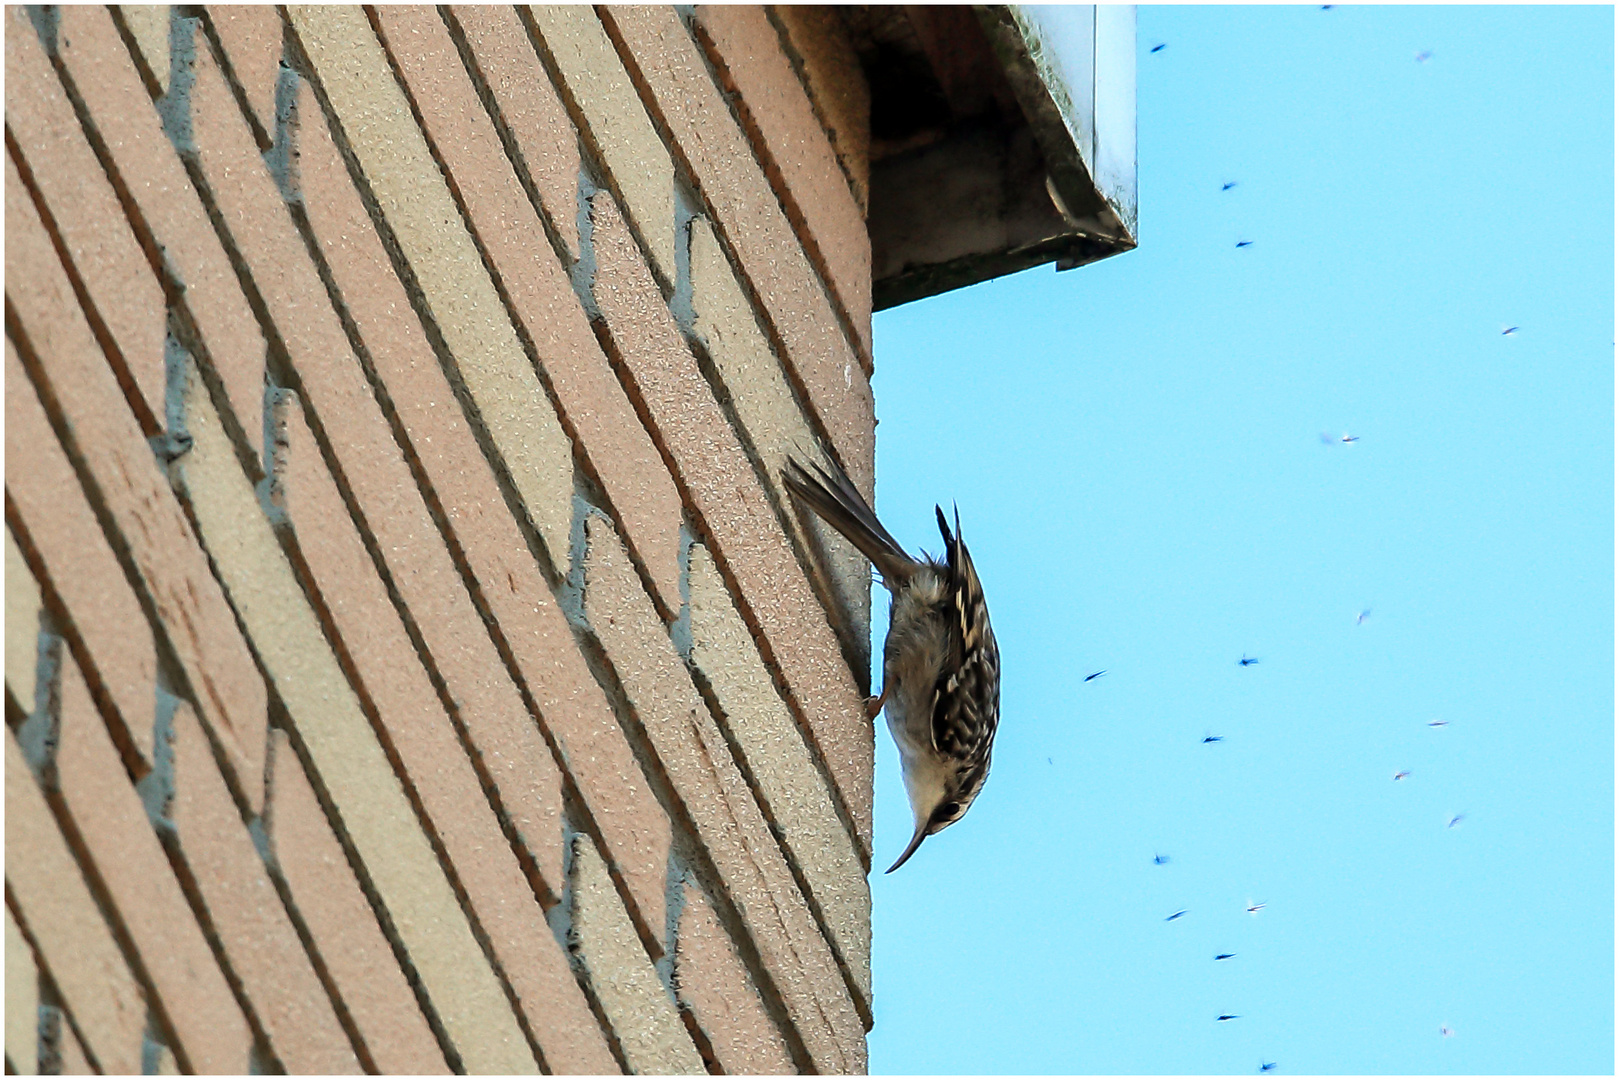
[376,5,683,617]
[53,655,251,1074]
[591,194,875,858]
[5,523,42,715]
[5,346,158,766]
[582,514,866,1073]
[54,1015,94,1075]
[570,836,706,1075]
[188,35,586,985]
[285,4,574,567]
[7,726,149,1078]
[290,66,674,947]
[687,542,871,1007]
[169,700,361,1073]
[689,216,871,670]
[55,4,267,457]
[6,19,167,427]
[674,877,796,1075]
[120,5,171,92]
[601,5,876,490]
[771,5,870,214]
[208,5,283,137]
[693,5,872,359]
[174,364,537,1074]
[4,905,40,1075]
[281,404,616,1074]
[12,5,879,1072]
[5,170,268,807]
[265,731,449,1075]
[529,4,676,286]
[451,4,582,260]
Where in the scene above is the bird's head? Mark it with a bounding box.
[887,753,990,873]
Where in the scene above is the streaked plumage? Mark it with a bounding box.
[784,456,1001,873]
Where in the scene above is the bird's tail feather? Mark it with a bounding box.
[783,456,918,586]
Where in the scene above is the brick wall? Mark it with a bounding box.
[5,5,875,1073]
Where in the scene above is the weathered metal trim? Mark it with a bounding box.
[974,5,1137,246]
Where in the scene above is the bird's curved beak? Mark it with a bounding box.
[886,824,928,873]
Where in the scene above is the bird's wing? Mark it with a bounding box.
[928,508,1001,773]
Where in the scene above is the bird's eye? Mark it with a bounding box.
[937,802,960,820]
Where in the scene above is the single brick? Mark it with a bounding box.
[7,732,148,1079]
[688,216,871,669]
[281,404,616,1074]
[5,524,42,715]
[374,5,683,617]
[169,700,361,1073]
[582,516,866,1073]
[590,195,875,858]
[770,5,870,214]
[54,4,267,456]
[4,179,267,807]
[449,4,582,260]
[283,5,573,566]
[600,6,875,490]
[673,877,796,1075]
[265,731,449,1075]
[207,5,283,137]
[528,4,676,286]
[6,19,167,426]
[692,5,871,359]
[173,361,537,1074]
[5,896,41,1074]
[687,542,871,1008]
[289,65,673,952]
[120,5,170,92]
[569,835,705,1075]
[5,344,158,766]
[52,655,251,1074]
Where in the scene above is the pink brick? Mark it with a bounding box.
[375,5,683,618]
[264,731,450,1074]
[589,193,875,857]
[169,700,361,1073]
[291,71,674,951]
[449,4,582,260]
[207,5,283,138]
[54,4,267,457]
[53,653,253,1074]
[5,158,268,810]
[5,729,147,1076]
[582,515,866,1073]
[5,17,166,428]
[4,341,158,767]
[281,404,615,1073]
[600,6,875,495]
[692,6,871,360]
[770,5,870,214]
[674,878,795,1075]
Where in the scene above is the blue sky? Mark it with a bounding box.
[865,5,1613,1074]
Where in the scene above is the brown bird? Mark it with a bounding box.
[785,457,1001,873]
